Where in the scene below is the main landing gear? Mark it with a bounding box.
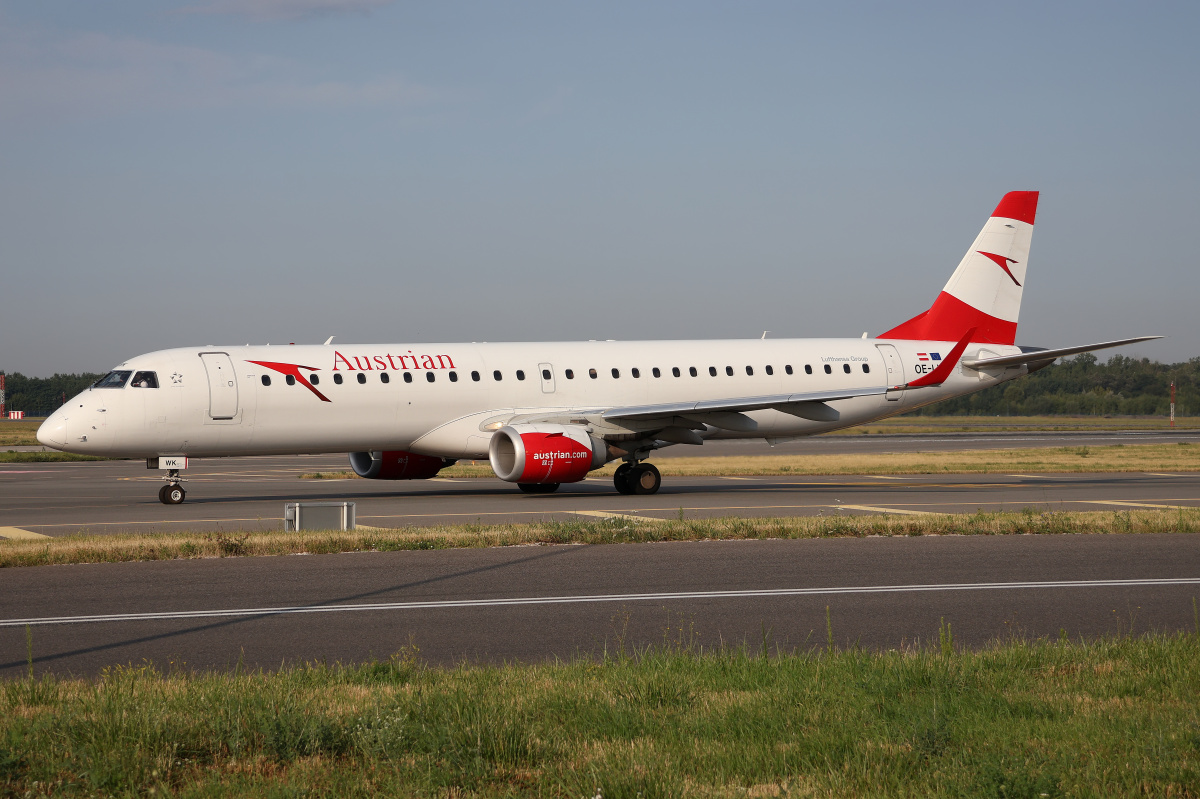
[614,462,661,495]
[159,469,186,505]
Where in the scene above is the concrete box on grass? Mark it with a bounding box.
[284,501,356,531]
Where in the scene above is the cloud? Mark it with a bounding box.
[179,0,397,21]
[0,22,439,123]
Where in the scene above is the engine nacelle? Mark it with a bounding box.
[348,450,453,480]
[489,424,608,484]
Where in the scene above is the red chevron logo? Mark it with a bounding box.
[247,360,331,402]
[977,251,1021,286]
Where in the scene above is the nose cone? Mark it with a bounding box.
[37,411,68,449]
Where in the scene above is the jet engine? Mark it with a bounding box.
[348,450,454,480]
[489,424,608,484]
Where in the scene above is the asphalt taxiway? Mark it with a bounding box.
[2,534,1197,677]
[2,432,1198,676]
[1,430,1199,536]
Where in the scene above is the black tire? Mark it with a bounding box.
[631,463,661,495]
[162,485,186,505]
[613,463,636,495]
[518,482,560,494]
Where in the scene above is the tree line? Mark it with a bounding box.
[0,372,101,416]
[910,354,1196,416]
[1,353,1195,418]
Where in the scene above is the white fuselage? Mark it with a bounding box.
[37,337,1023,460]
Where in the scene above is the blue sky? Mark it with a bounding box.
[2,0,1197,375]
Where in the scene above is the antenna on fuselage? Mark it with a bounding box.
[761,331,769,339]
[324,336,335,345]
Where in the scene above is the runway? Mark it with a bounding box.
[2,534,1198,677]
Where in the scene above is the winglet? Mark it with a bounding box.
[907,327,976,388]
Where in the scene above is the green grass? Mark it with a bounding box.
[2,631,1198,797]
[0,450,108,462]
[3,508,1199,568]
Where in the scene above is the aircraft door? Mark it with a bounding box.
[875,344,905,401]
[538,363,556,394]
[200,352,239,419]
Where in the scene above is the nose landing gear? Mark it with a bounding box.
[159,469,187,505]
[613,461,661,495]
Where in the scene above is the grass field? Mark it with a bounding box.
[300,441,1200,480]
[2,631,1197,797]
[0,451,107,463]
[3,507,1198,568]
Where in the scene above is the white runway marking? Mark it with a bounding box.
[574,510,667,523]
[831,504,943,516]
[4,577,1198,628]
[0,527,49,539]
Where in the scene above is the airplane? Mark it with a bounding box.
[37,191,1159,504]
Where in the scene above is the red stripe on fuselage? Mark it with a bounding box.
[878,292,1017,345]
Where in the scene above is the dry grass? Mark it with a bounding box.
[0,420,43,447]
[298,442,1200,479]
[2,507,1197,568]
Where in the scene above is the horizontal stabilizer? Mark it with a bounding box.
[961,336,1163,370]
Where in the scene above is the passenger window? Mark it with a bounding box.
[449,371,458,382]
[709,366,717,377]
[805,365,813,375]
[131,371,158,388]
[612,368,620,379]
[725,366,733,376]
[542,369,551,381]
[261,375,271,387]
[426,372,435,382]
[689,367,698,377]
[652,367,661,378]
[565,369,574,379]
[785,365,793,375]
[843,364,851,374]
[404,372,413,383]
[471,371,481,382]
[589,368,598,379]
[672,367,681,377]
[94,370,132,389]
[824,364,832,374]
[493,370,502,381]
[286,375,296,386]
[862,364,870,373]
[334,374,344,384]
[631,367,640,378]
[310,374,320,385]
[357,373,367,384]
[746,366,753,376]
[765,365,773,376]
[516,370,525,381]
[380,373,389,384]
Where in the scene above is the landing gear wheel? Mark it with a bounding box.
[631,463,661,495]
[160,484,186,505]
[518,483,560,494]
[613,463,636,495]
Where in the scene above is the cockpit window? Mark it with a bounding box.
[94,370,132,389]
[131,371,159,388]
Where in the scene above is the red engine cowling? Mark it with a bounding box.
[489,424,608,484]
[348,450,453,480]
